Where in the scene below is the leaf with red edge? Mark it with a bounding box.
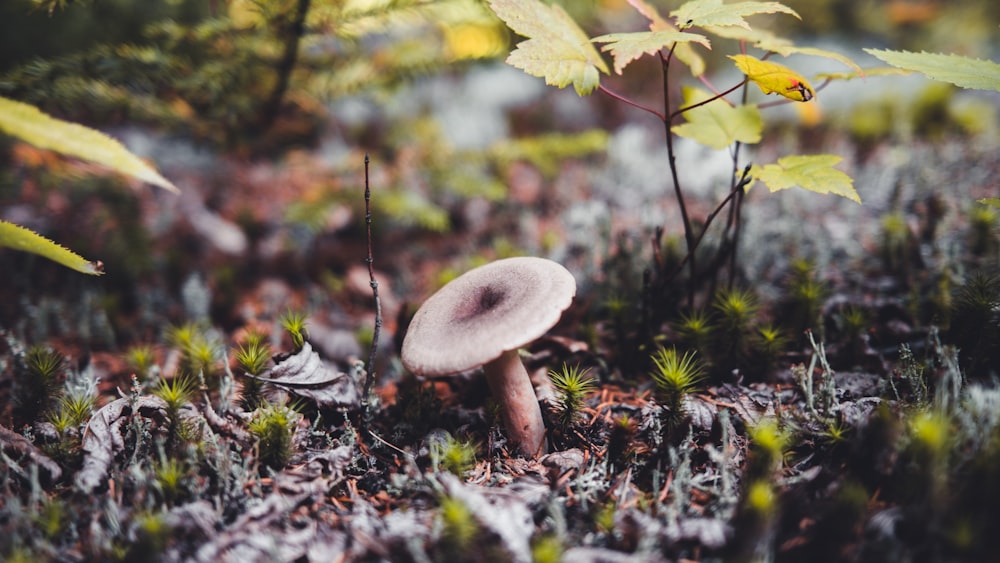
[730,54,815,101]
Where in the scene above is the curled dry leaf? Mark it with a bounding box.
[76,395,169,493]
[250,341,360,408]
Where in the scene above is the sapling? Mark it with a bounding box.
[488,0,865,313]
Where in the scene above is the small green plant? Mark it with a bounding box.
[429,433,478,476]
[279,310,309,351]
[168,322,221,379]
[248,402,299,470]
[124,344,157,381]
[13,346,65,425]
[531,534,563,563]
[650,346,704,431]
[488,0,864,312]
[746,418,790,479]
[151,375,196,452]
[712,286,759,364]
[153,456,189,507]
[750,323,788,379]
[235,331,271,411]
[673,308,714,356]
[437,495,479,557]
[548,363,597,428]
[785,259,828,335]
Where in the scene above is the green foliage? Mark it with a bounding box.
[235,332,271,376]
[490,130,607,177]
[593,30,710,75]
[865,49,1000,92]
[429,433,478,476]
[650,346,704,430]
[671,0,799,29]
[671,87,763,149]
[548,363,597,428]
[248,402,299,470]
[486,0,609,95]
[152,375,195,414]
[125,344,157,382]
[437,495,478,555]
[0,96,177,192]
[0,220,104,276]
[673,308,714,355]
[279,310,309,351]
[531,534,563,563]
[751,154,860,203]
[12,346,64,424]
[168,322,221,378]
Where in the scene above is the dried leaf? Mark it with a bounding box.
[487,0,609,95]
[729,54,815,101]
[253,341,360,408]
[671,87,762,149]
[77,396,168,493]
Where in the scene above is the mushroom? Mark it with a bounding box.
[401,256,577,457]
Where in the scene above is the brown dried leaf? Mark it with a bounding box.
[252,342,360,408]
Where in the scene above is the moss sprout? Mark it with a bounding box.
[673,308,714,356]
[548,363,597,428]
[429,433,477,476]
[125,344,157,381]
[248,402,299,470]
[437,496,478,556]
[279,309,308,351]
[650,346,704,431]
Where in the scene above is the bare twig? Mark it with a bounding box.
[362,154,382,427]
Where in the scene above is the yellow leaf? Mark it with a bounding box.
[729,54,815,102]
[0,97,178,193]
[0,220,104,275]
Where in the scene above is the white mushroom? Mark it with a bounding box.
[401,257,577,457]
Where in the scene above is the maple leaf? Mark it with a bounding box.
[751,154,860,203]
[864,49,1000,92]
[730,54,815,102]
[593,30,710,75]
[627,0,707,75]
[979,197,1000,209]
[671,0,798,30]
[488,0,609,95]
[671,87,762,149]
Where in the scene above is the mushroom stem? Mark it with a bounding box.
[482,349,547,457]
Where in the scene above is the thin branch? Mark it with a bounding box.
[670,78,747,119]
[362,154,382,428]
[598,84,666,121]
[659,47,696,309]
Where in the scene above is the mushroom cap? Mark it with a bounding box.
[401,257,577,376]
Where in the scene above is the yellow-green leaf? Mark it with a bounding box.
[979,197,1000,209]
[671,0,798,30]
[729,54,815,101]
[0,96,178,193]
[593,30,710,75]
[487,0,609,95]
[0,220,104,275]
[815,67,912,81]
[627,0,707,76]
[864,49,1000,92]
[751,154,860,203]
[671,87,762,149]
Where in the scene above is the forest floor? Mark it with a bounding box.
[1,61,1000,562]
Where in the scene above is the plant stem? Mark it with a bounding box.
[660,48,696,309]
[362,154,381,429]
[599,84,666,121]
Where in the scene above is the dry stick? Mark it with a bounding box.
[362,154,381,429]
